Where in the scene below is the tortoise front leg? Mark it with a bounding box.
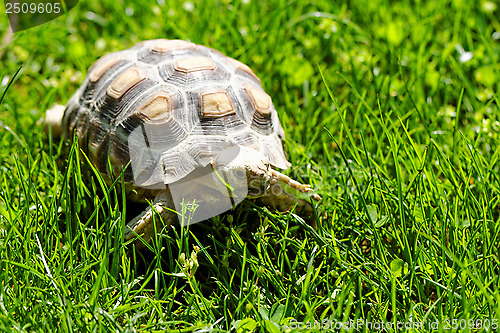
[259,169,321,217]
[124,189,178,247]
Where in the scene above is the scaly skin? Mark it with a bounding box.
[258,169,321,217]
[124,189,177,248]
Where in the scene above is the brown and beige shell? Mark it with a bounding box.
[62,39,290,189]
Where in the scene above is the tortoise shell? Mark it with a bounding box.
[62,39,290,189]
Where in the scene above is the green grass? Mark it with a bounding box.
[1,0,500,331]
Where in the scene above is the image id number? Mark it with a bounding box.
[442,318,498,330]
[6,2,61,14]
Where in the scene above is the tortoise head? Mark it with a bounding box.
[213,145,272,199]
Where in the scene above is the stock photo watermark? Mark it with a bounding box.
[285,318,499,331]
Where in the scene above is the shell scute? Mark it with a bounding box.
[106,67,147,100]
[200,91,235,118]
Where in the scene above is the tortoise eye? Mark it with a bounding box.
[235,170,246,178]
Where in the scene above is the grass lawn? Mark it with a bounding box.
[1,0,499,331]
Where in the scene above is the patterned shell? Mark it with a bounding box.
[62,39,290,188]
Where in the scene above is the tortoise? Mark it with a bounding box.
[46,39,321,247]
